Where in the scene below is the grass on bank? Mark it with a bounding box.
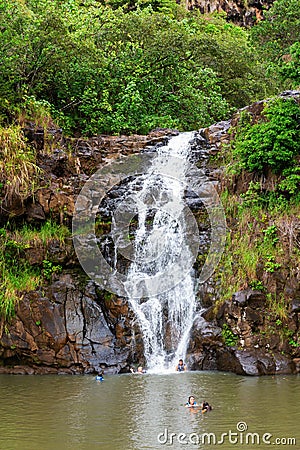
[0,125,41,203]
[215,191,300,306]
[14,220,70,245]
[0,221,70,321]
[213,97,300,322]
[0,265,41,321]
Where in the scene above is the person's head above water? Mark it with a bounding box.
[130,366,145,374]
[186,396,197,407]
[201,401,212,412]
[176,359,187,371]
[95,371,104,381]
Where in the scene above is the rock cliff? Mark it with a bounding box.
[1,93,300,375]
[186,0,275,27]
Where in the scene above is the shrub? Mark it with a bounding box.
[222,324,239,347]
[232,98,300,174]
[0,234,40,321]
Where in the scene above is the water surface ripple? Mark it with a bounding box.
[0,372,299,450]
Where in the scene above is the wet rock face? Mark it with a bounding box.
[0,128,177,375]
[188,288,299,375]
[2,94,300,375]
[214,348,295,376]
[0,272,137,374]
[214,288,298,374]
[187,95,300,376]
[0,128,179,224]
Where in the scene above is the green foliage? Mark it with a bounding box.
[16,220,70,244]
[280,42,300,87]
[215,181,300,318]
[42,260,62,280]
[264,256,281,273]
[251,0,300,57]
[239,182,263,212]
[266,293,288,321]
[262,225,279,246]
[222,324,239,347]
[198,20,268,108]
[248,280,265,291]
[278,167,300,197]
[0,0,269,135]
[0,220,69,321]
[232,98,300,174]
[289,338,300,348]
[0,125,41,202]
[0,233,40,321]
[108,0,179,15]
[250,0,300,89]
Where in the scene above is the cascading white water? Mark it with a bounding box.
[73,128,226,373]
[123,132,198,371]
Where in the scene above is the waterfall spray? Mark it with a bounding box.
[123,132,197,371]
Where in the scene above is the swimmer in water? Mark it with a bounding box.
[95,371,104,381]
[185,396,198,408]
[175,359,187,372]
[130,366,146,374]
[201,401,212,413]
[185,396,201,414]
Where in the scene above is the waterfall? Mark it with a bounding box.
[73,128,226,372]
[72,117,227,375]
[123,132,198,371]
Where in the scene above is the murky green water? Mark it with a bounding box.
[0,371,299,450]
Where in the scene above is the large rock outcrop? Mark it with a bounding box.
[186,0,275,27]
[188,289,299,375]
[0,129,177,374]
[186,90,300,375]
[0,272,137,374]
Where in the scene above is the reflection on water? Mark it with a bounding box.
[0,372,299,450]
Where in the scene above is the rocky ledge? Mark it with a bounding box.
[1,93,300,375]
[188,289,299,375]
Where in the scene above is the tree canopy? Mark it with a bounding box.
[0,0,300,135]
[250,0,300,89]
[0,0,275,135]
